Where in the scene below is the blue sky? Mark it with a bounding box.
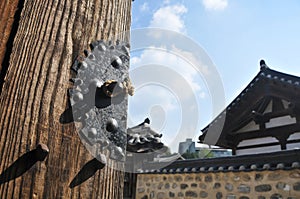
[128,0,300,152]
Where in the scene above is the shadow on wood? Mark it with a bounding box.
[0,144,49,185]
[59,107,74,124]
[69,156,106,188]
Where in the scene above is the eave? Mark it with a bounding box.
[138,149,300,174]
[199,61,300,148]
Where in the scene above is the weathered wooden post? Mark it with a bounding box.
[0,0,132,198]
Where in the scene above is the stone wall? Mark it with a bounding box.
[135,169,300,199]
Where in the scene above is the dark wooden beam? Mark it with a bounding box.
[269,84,300,103]
[0,0,132,198]
[251,107,295,125]
[272,97,285,112]
[236,139,300,150]
[229,123,300,144]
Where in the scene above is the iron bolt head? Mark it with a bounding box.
[111,56,122,69]
[106,118,119,133]
[88,128,97,138]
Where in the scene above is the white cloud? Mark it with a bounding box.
[149,5,187,33]
[163,0,171,5]
[129,47,208,152]
[170,45,211,77]
[139,2,149,12]
[131,45,210,97]
[129,2,209,152]
[202,0,228,11]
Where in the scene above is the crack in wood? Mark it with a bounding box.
[0,0,25,95]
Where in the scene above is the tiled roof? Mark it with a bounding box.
[138,149,300,174]
[199,60,300,147]
[127,118,165,153]
[152,153,184,163]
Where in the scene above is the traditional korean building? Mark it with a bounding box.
[199,60,300,155]
[133,61,300,199]
[124,118,181,198]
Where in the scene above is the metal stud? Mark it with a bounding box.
[88,128,97,138]
[97,43,106,51]
[74,79,83,86]
[66,40,131,165]
[111,55,123,69]
[106,118,119,133]
[72,92,83,102]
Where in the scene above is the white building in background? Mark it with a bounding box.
[178,138,232,158]
[178,138,196,154]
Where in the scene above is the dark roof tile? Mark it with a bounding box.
[191,168,197,172]
[199,62,300,148]
[218,166,224,171]
[276,163,285,169]
[183,168,189,172]
[263,164,271,170]
[292,162,300,168]
[250,164,257,170]
[138,150,300,174]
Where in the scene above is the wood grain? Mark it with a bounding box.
[0,0,20,73]
[0,0,131,198]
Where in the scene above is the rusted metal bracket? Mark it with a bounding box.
[67,40,133,188]
[69,40,132,161]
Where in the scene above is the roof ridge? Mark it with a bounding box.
[139,149,300,174]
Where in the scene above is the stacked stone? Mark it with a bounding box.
[136,170,300,199]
